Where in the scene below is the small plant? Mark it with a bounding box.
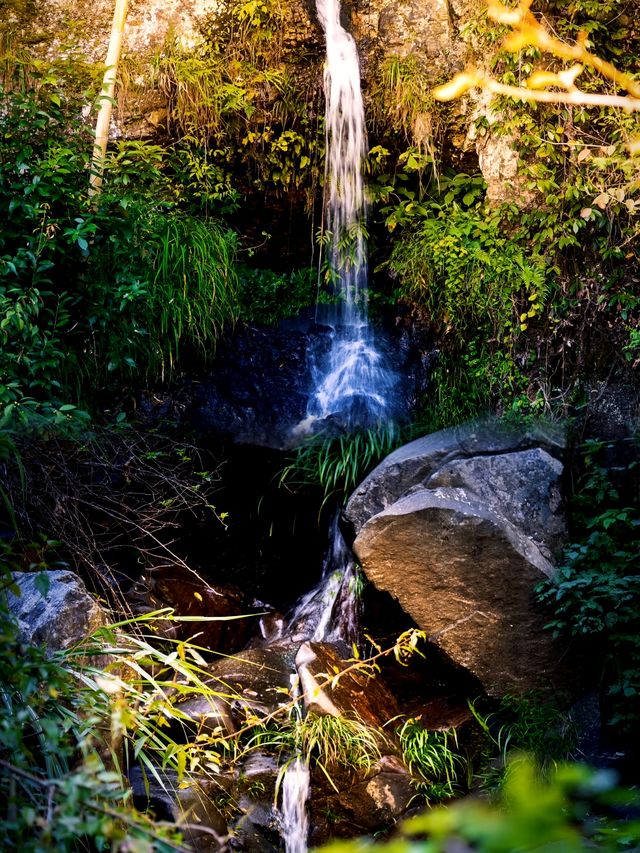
[396,717,461,802]
[468,694,576,791]
[244,712,384,793]
[279,423,399,503]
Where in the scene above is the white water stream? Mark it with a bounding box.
[278,510,360,852]
[280,3,386,842]
[284,509,360,645]
[280,754,311,853]
[306,0,394,429]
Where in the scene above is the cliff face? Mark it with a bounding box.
[6,0,529,203]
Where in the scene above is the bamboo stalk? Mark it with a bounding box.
[89,0,129,196]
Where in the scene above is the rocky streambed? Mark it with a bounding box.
[7,415,590,851]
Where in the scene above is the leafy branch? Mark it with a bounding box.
[434,0,640,128]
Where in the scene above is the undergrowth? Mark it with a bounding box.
[537,438,640,733]
[279,423,399,504]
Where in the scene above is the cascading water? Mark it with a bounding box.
[284,509,360,645]
[280,754,311,853]
[307,0,395,429]
[279,673,311,853]
[277,511,361,853]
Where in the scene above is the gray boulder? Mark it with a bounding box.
[426,448,566,559]
[346,417,565,534]
[348,419,572,698]
[7,570,108,652]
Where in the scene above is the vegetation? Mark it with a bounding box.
[1,0,639,849]
[396,718,462,803]
[0,608,222,851]
[319,757,640,852]
[537,439,640,733]
[279,423,399,503]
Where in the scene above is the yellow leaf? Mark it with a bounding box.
[557,64,583,89]
[433,71,480,101]
[592,192,610,210]
[577,148,591,162]
[580,207,592,219]
[193,591,203,601]
[520,322,528,330]
[526,70,560,90]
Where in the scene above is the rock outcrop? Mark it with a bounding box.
[8,0,532,205]
[347,419,572,697]
[7,570,108,652]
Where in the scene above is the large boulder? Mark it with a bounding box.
[7,570,108,652]
[346,418,566,534]
[348,420,572,697]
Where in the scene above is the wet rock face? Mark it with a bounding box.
[189,325,317,449]
[348,419,574,698]
[295,641,400,727]
[13,0,529,204]
[127,568,255,654]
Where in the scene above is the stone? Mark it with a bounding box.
[310,754,414,843]
[189,325,317,449]
[295,641,399,729]
[353,486,568,697]
[129,766,231,850]
[426,448,566,559]
[7,570,108,652]
[345,417,566,532]
[175,644,298,734]
[150,573,253,656]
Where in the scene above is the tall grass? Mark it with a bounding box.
[397,717,461,801]
[279,423,399,503]
[149,215,239,376]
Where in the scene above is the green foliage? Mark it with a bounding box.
[279,423,399,502]
[381,179,548,422]
[245,712,384,791]
[462,1,640,263]
[0,608,200,851]
[86,209,239,380]
[0,58,241,425]
[236,265,317,324]
[319,757,640,852]
[397,718,461,802]
[370,54,444,160]
[388,200,547,344]
[537,439,640,731]
[154,0,323,205]
[468,694,576,791]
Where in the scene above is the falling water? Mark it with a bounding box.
[307,0,394,429]
[280,754,311,853]
[285,509,360,645]
[278,511,360,853]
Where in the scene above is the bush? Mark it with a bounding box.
[537,439,640,733]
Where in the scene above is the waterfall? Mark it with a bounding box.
[284,509,360,645]
[278,512,359,853]
[307,0,395,430]
[280,754,311,853]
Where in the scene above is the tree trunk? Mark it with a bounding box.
[89,0,129,196]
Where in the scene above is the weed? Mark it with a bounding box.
[396,718,461,801]
[279,423,399,503]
